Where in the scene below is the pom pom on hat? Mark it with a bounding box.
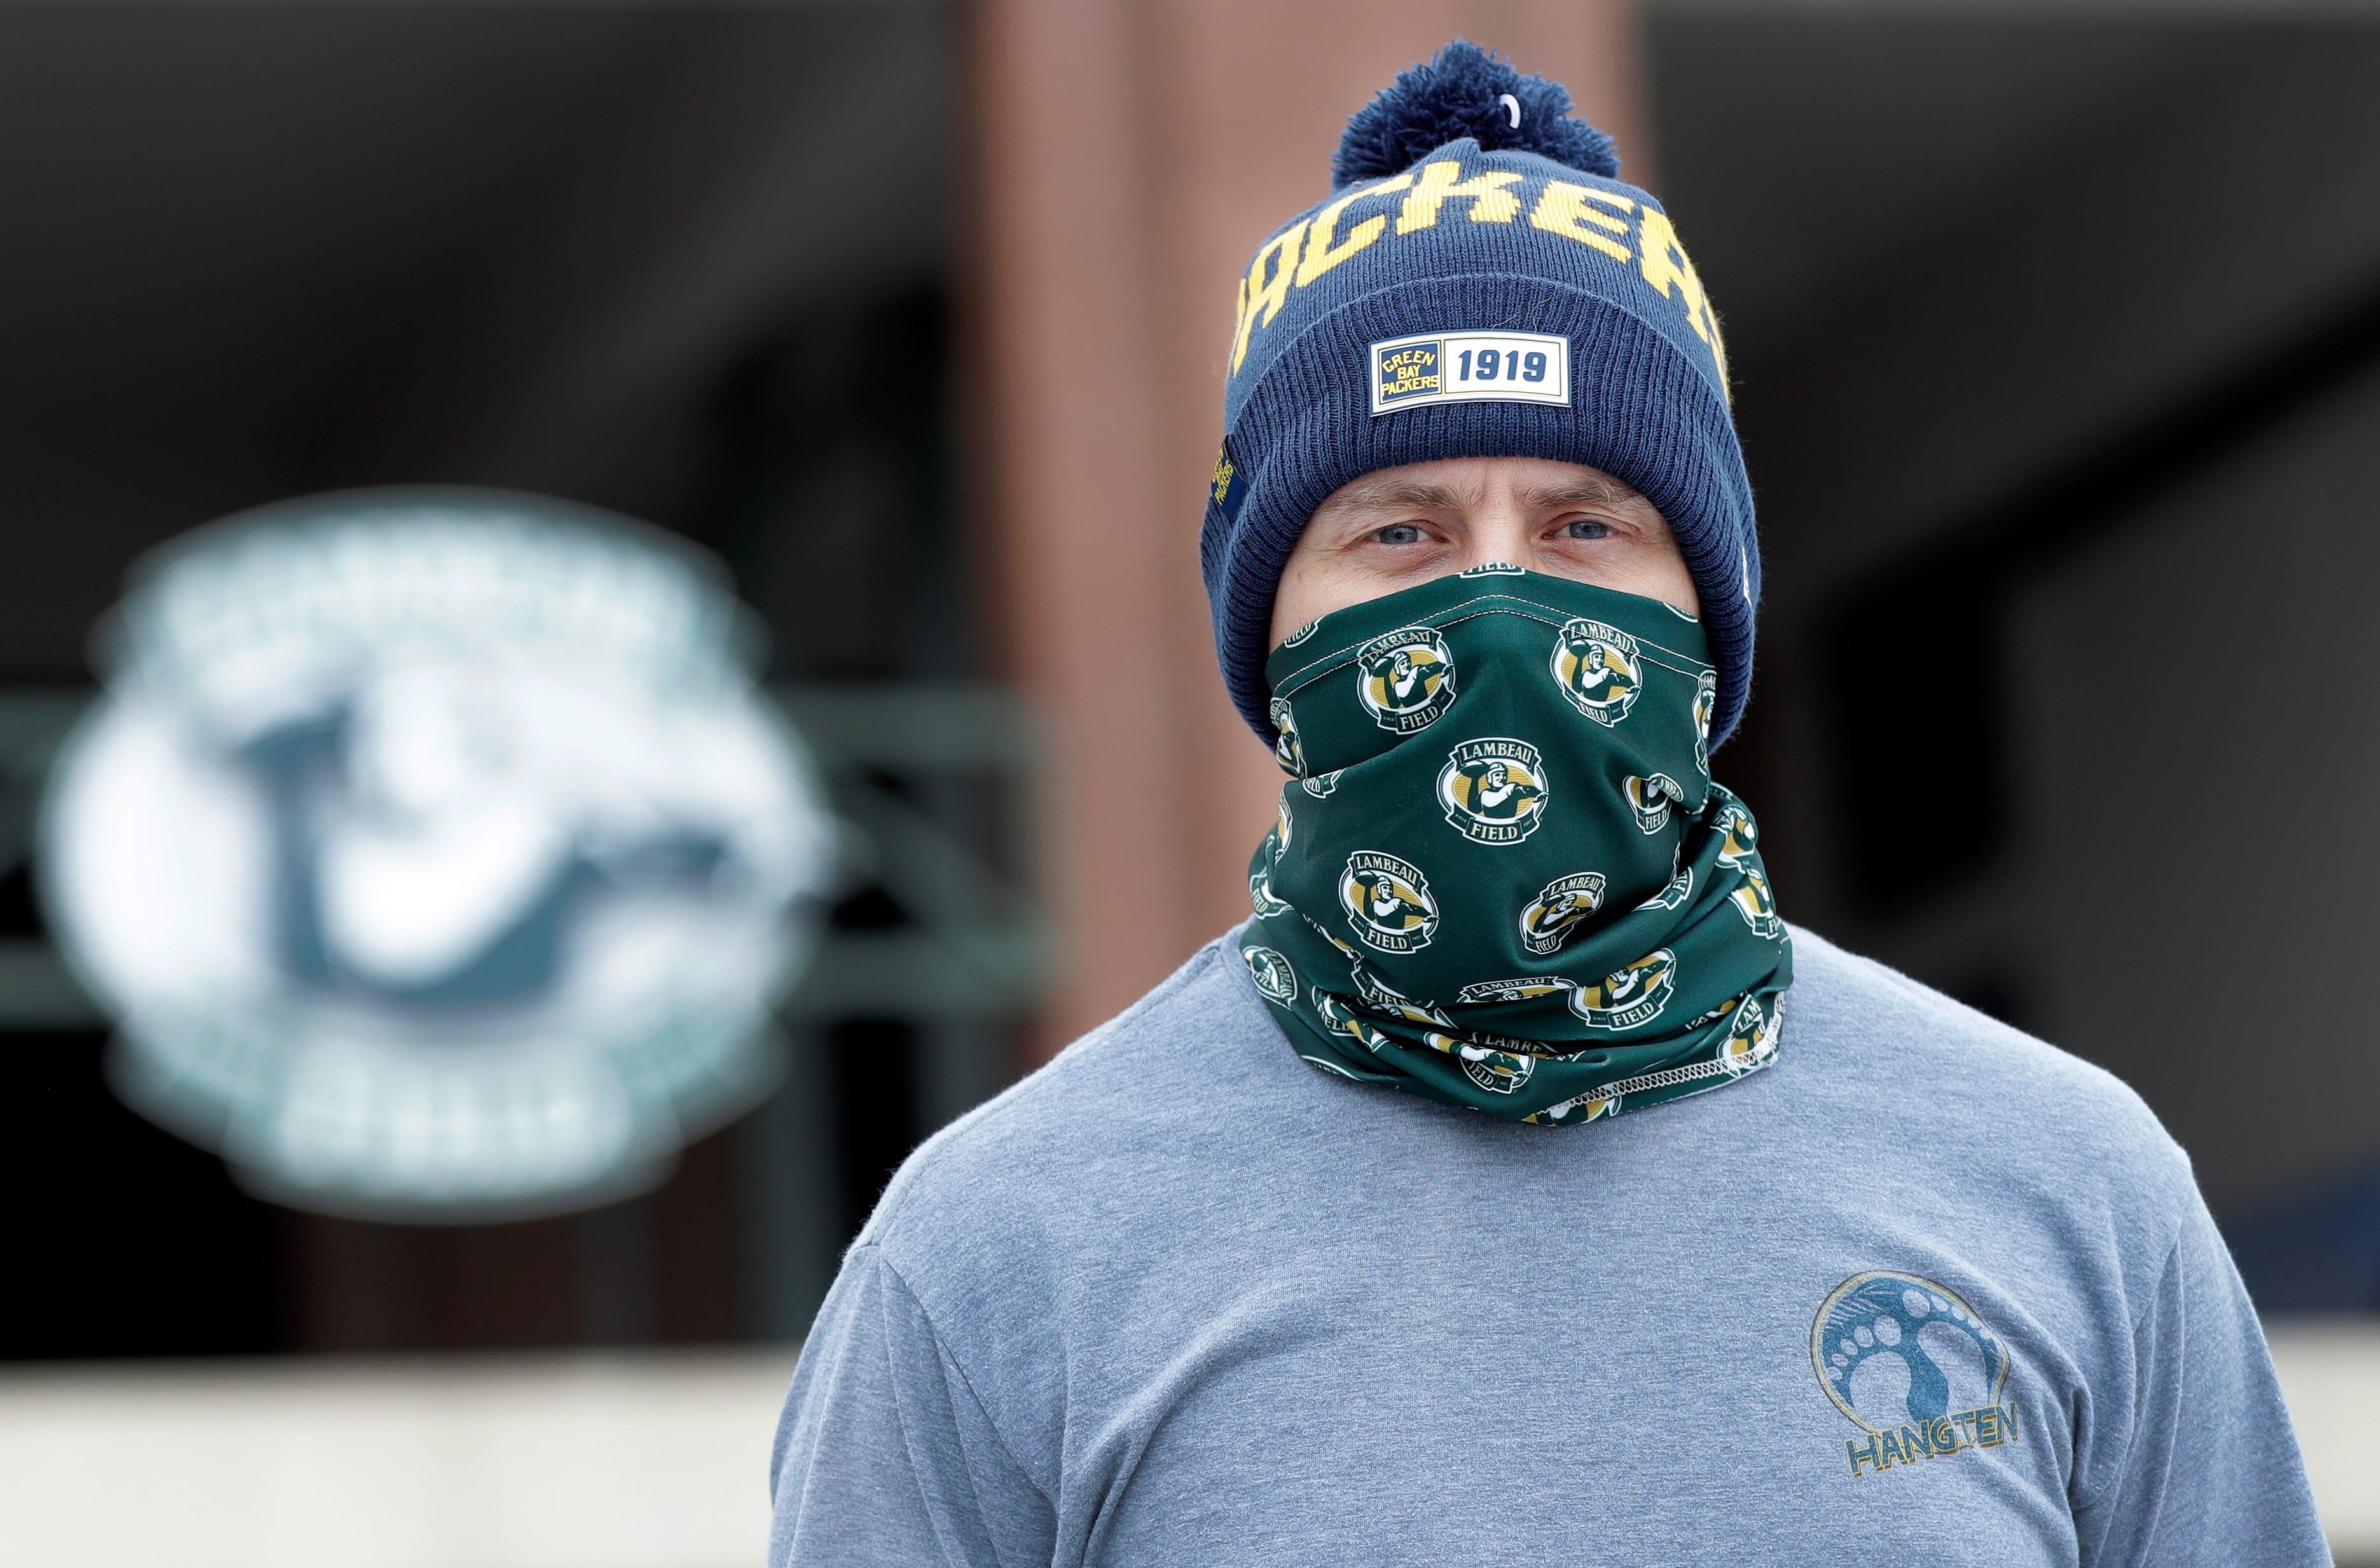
[1332,39,1619,188]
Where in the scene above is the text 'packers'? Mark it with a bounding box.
[1229,158,1727,390]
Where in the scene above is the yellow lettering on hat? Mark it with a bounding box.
[1396,161,1524,234]
[1637,207,1730,394]
[1227,272,1250,376]
[1231,219,1311,374]
[1526,181,1633,265]
[1295,172,1416,288]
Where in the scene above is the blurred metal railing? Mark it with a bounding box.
[771,682,1046,1021]
[0,684,1046,1031]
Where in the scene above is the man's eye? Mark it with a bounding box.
[1561,518,1615,540]
[1373,524,1427,545]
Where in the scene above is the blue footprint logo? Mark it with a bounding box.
[1811,1272,2009,1431]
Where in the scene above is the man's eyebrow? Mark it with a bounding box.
[1324,478,1471,514]
[1523,478,1645,510]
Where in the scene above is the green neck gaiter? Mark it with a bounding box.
[1242,565,1792,1126]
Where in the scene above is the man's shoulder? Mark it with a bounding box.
[854,932,1295,1270]
[1782,924,2197,1216]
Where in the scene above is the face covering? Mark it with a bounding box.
[1241,565,1791,1126]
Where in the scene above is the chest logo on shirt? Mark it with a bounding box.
[1811,1271,2021,1478]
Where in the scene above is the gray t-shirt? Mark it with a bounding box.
[769,925,2327,1566]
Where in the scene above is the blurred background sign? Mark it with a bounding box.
[42,490,834,1221]
[4,0,2380,1562]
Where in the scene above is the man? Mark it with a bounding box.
[771,43,2325,1565]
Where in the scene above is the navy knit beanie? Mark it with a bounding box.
[1201,41,1759,751]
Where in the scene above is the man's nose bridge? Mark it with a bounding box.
[1454,500,1536,570]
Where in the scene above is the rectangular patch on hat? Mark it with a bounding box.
[1369,331,1570,415]
[1210,439,1249,522]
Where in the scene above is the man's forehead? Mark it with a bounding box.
[1319,465,1646,516]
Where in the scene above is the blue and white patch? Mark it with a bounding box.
[1371,331,1570,415]
[1210,440,1250,523]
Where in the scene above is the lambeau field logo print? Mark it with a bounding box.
[1250,795,1296,917]
[1355,626,1457,732]
[1715,995,1780,1075]
[1457,975,1574,1004]
[1270,697,1308,776]
[1625,773,1683,834]
[1242,946,1298,1007]
[1436,738,1550,844]
[1249,863,1292,918]
[1550,617,1643,724]
[1712,793,1783,939]
[1731,867,1783,939]
[1452,1039,1534,1096]
[1519,872,1605,955]
[1692,668,1718,775]
[1568,949,1677,1030]
[1351,966,1453,1028]
[1313,988,1391,1053]
[1338,851,1439,952]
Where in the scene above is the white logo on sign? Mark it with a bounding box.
[39,490,836,1220]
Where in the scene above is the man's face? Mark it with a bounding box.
[1268,457,1698,649]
